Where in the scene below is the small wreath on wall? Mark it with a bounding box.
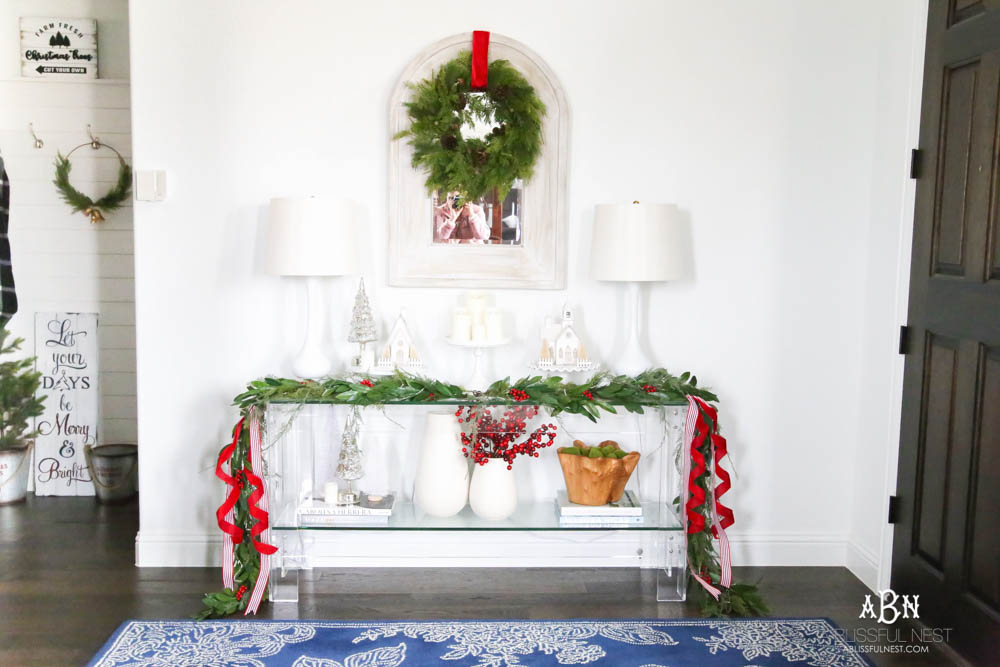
[394,49,546,201]
[53,142,132,224]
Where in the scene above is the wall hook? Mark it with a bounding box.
[87,124,101,149]
[29,123,44,149]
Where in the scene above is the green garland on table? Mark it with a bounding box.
[196,369,767,619]
[394,50,545,201]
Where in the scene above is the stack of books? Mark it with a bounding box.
[298,493,395,526]
[556,490,643,527]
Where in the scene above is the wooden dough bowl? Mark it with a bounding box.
[557,440,640,506]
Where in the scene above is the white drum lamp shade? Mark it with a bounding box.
[266,196,360,378]
[590,202,689,375]
[265,196,359,276]
[590,203,686,281]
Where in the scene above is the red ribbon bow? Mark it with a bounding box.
[471,30,490,90]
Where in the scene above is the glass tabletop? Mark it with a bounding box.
[273,500,681,531]
[266,398,686,407]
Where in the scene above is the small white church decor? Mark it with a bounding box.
[373,310,424,375]
[531,304,597,373]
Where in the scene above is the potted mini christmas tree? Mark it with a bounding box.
[0,326,46,504]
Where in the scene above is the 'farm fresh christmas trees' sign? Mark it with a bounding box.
[34,313,99,496]
[19,18,98,79]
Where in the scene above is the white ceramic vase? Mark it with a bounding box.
[0,443,33,505]
[469,458,518,521]
[414,411,469,517]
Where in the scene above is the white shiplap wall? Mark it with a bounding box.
[0,1,134,444]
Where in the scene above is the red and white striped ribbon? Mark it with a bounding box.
[221,433,237,591]
[244,406,271,615]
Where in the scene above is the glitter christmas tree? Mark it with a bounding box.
[335,406,363,504]
[348,279,377,345]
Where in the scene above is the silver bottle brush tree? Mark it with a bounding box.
[348,278,377,372]
[335,406,363,504]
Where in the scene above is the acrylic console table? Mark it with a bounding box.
[261,399,689,605]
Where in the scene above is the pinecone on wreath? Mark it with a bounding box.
[441,134,459,150]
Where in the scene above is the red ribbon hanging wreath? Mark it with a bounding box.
[471,30,490,90]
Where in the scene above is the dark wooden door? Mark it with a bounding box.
[892,1,1000,663]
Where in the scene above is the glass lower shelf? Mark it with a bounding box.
[273,500,681,531]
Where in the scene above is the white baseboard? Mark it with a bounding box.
[845,540,879,591]
[135,532,223,567]
[727,532,847,567]
[136,530,850,569]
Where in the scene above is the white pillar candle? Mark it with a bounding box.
[452,310,472,342]
[472,323,488,343]
[466,292,489,325]
[323,481,339,504]
[485,308,503,342]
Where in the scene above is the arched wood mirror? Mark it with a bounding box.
[388,32,568,289]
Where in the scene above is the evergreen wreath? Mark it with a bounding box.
[395,50,545,201]
[53,145,132,224]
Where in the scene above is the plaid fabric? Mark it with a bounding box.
[0,154,17,324]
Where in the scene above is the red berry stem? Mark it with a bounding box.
[457,404,557,469]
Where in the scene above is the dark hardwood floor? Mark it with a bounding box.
[0,496,963,666]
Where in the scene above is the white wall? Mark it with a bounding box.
[0,0,135,447]
[846,1,927,591]
[128,0,924,576]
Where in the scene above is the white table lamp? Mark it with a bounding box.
[590,202,688,375]
[266,196,360,378]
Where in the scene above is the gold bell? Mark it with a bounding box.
[84,208,105,224]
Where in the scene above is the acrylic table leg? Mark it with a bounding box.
[656,531,688,602]
[268,533,300,603]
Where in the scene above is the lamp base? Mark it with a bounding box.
[610,281,654,376]
[613,344,653,377]
[292,349,332,379]
[292,276,333,379]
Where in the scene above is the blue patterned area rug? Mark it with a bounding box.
[88,618,873,666]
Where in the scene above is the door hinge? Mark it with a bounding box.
[909,149,922,179]
[888,495,900,524]
[898,325,910,355]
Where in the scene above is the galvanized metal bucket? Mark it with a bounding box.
[84,444,138,503]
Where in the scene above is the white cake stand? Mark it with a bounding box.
[446,337,510,391]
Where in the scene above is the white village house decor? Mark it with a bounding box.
[19,18,98,79]
[531,304,597,373]
[33,313,99,496]
[373,310,424,375]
